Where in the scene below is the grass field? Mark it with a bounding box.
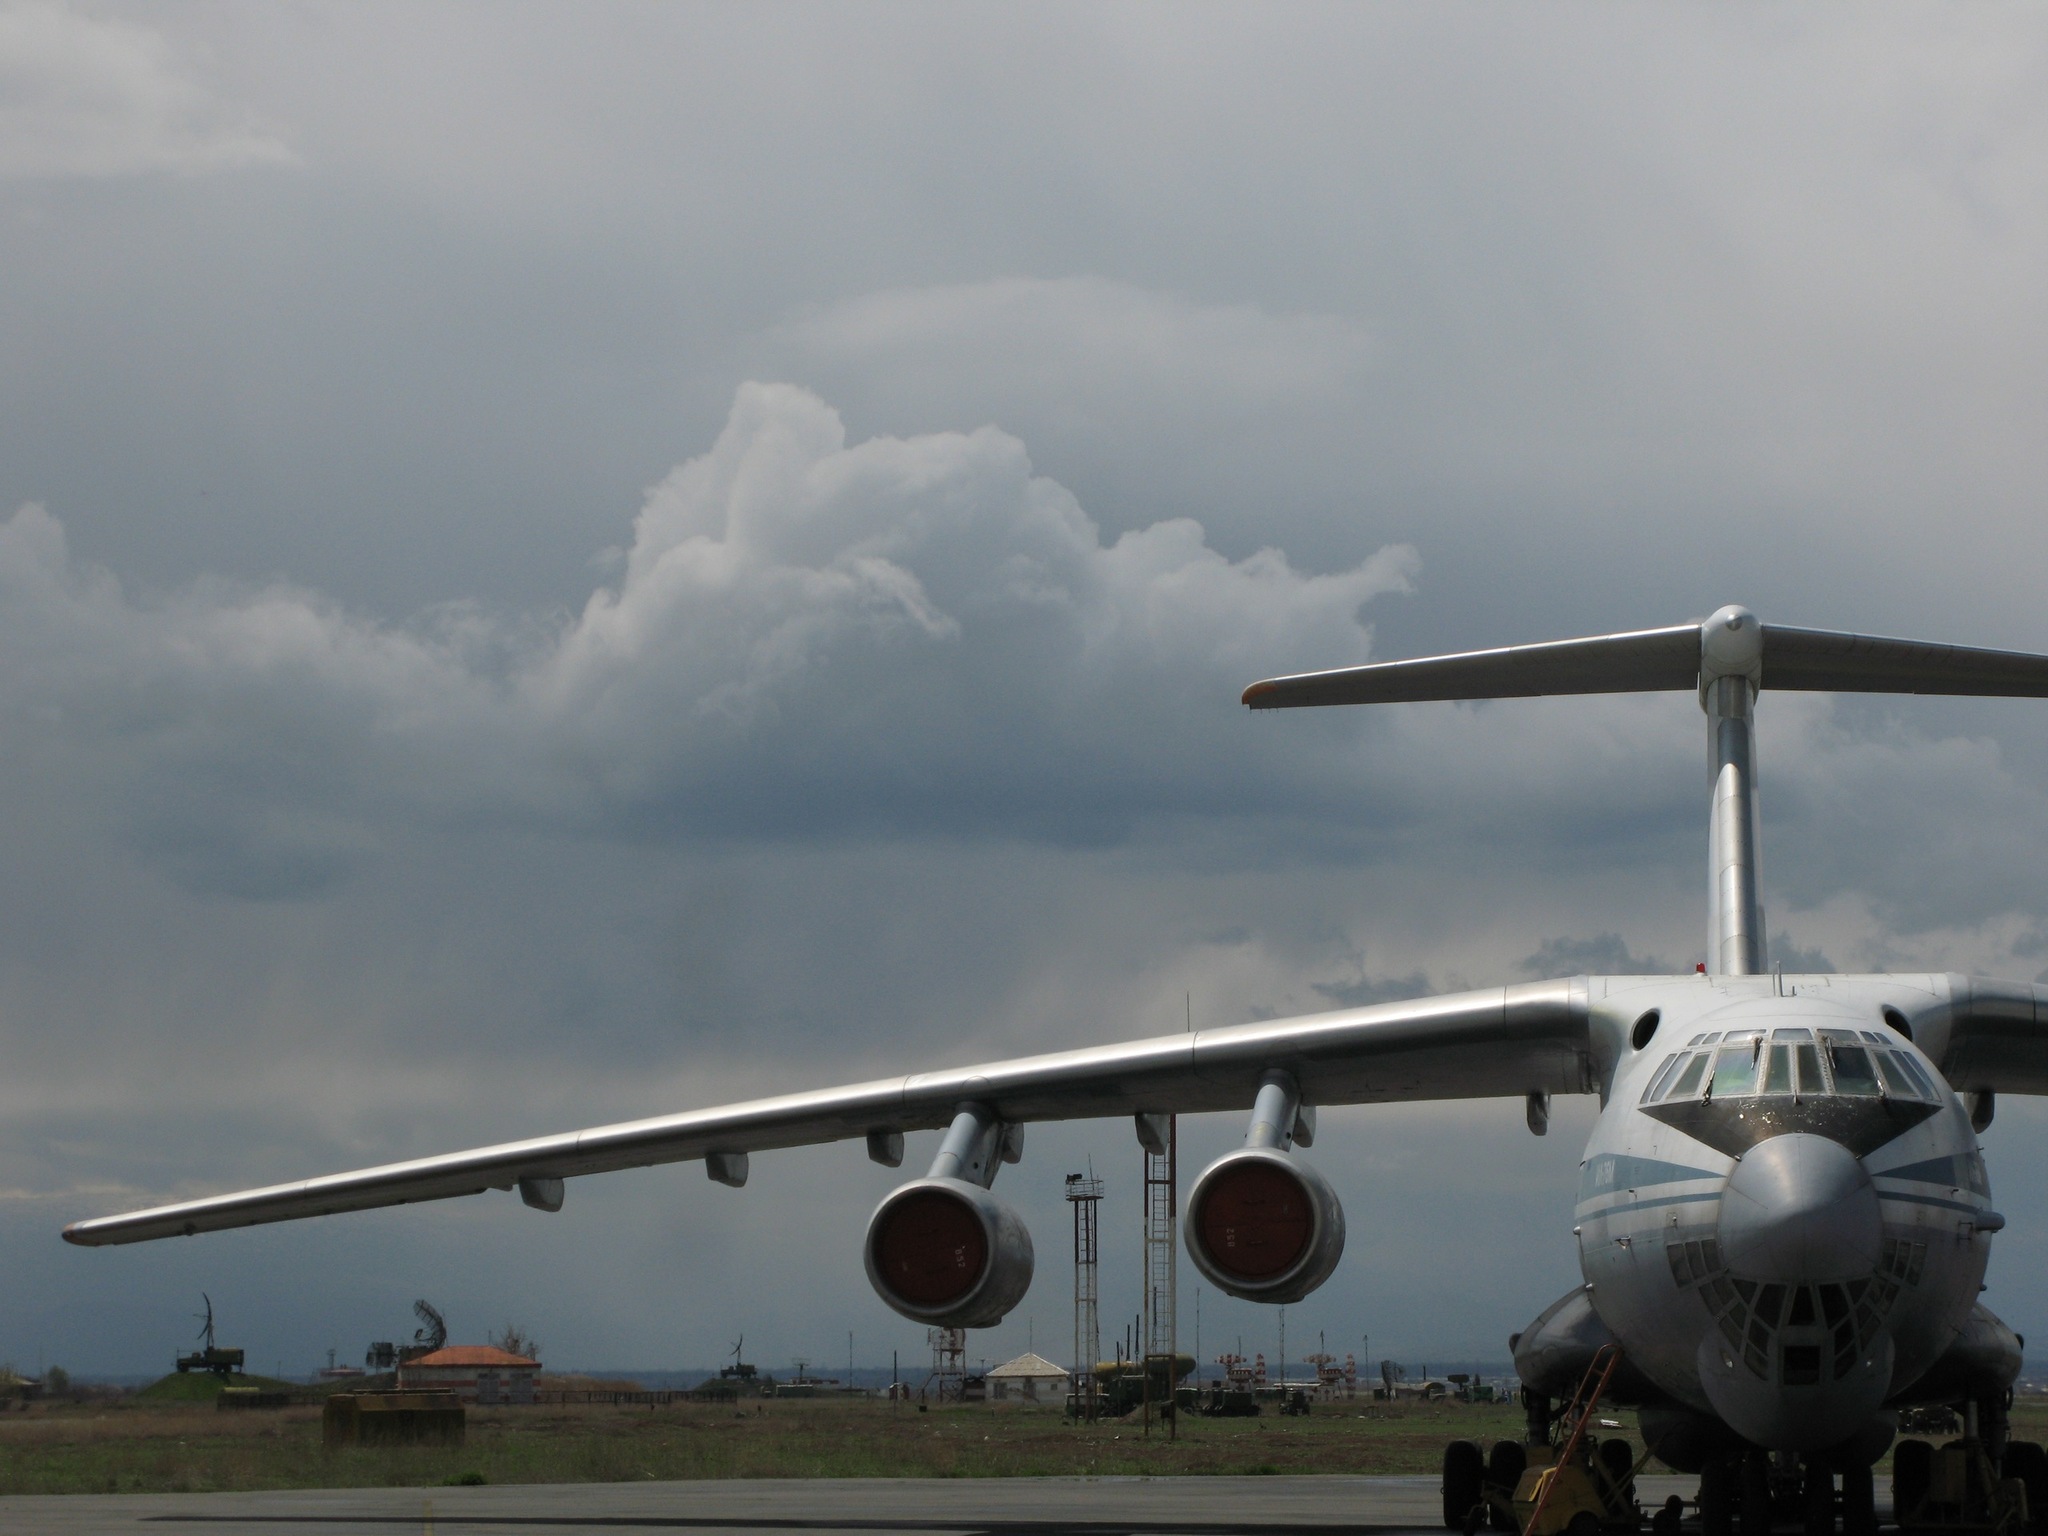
[5,1395,2046,1499]
[0,1396,1542,1496]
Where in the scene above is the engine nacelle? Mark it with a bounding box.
[1184,1146,1344,1304]
[863,1176,1034,1328]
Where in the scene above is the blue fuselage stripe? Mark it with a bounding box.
[1875,1190,1981,1215]
[1578,1190,1723,1220]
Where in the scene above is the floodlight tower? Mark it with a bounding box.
[1141,1114,1178,1438]
[1065,1171,1103,1422]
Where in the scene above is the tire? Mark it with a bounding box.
[1701,1457,1736,1536]
[2003,1442,2048,1534]
[1839,1461,1876,1536]
[1740,1451,1772,1536]
[1804,1461,1836,1536]
[1445,1440,1485,1531]
[1600,1438,1637,1513]
[1569,1513,1601,1536]
[1894,1439,1933,1526]
[1489,1441,1529,1532]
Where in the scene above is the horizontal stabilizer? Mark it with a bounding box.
[1761,627,2048,697]
[1244,615,2048,709]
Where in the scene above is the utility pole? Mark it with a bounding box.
[1278,1307,1286,1403]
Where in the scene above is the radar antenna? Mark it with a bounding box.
[412,1298,447,1354]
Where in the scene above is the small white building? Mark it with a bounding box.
[397,1345,540,1405]
[985,1352,1071,1403]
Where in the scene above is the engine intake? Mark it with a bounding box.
[865,1176,1034,1327]
[1185,1145,1345,1304]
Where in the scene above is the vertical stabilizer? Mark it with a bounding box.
[1700,606,1764,974]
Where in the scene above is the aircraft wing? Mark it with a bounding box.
[62,978,1589,1246]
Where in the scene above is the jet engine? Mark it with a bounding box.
[863,1103,1035,1328]
[1184,1071,1345,1304]
[864,1176,1034,1328]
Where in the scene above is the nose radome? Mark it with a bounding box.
[1717,1134,1881,1282]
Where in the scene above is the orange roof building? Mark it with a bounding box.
[397,1344,541,1405]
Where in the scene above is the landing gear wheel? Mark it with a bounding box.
[1804,1460,1836,1536]
[1839,1461,1876,1536]
[1444,1440,1485,1531]
[1739,1451,1772,1536]
[1895,1439,1933,1526]
[1489,1441,1528,1532]
[2004,1441,2048,1534]
[1701,1457,1736,1536]
[1601,1438,1637,1508]
[1569,1515,1600,1536]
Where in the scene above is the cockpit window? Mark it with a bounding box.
[1708,1039,1761,1098]
[1822,1031,1880,1095]
[1770,1028,1815,1042]
[1691,1032,1722,1047]
[1664,1052,1709,1100]
[1641,1053,1684,1102]
[1874,1053,1921,1099]
[1794,1043,1825,1096]
[1893,1053,1941,1100]
[1760,1044,1794,1094]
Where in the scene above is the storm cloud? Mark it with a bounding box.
[3,2,2048,1381]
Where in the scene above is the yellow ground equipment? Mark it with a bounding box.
[1512,1346,1648,1536]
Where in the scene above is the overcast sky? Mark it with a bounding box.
[4,2,2048,1382]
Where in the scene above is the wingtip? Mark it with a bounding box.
[1241,680,1276,709]
[61,1223,95,1247]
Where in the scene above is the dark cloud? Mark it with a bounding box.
[5,4,2048,1377]
[1519,934,1672,978]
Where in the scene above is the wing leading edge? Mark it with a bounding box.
[62,979,1590,1247]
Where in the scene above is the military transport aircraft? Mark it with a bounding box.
[65,605,2048,1536]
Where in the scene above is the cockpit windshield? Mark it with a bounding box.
[1821,1030,1881,1095]
[1642,1021,1943,1105]
[1709,1041,1760,1098]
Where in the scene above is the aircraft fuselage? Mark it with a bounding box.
[1572,974,2001,1454]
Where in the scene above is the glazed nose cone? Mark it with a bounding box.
[1717,1133,1881,1282]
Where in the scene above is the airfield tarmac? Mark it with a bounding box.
[0,1472,1875,1536]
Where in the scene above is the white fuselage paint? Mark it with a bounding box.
[1574,974,1993,1452]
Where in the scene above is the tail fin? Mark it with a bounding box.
[1245,606,2048,976]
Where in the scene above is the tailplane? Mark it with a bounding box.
[1245,606,2048,975]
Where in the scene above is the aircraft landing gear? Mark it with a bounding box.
[1699,1457,1734,1536]
[1803,1460,1835,1536]
[1443,1439,1484,1531]
[1738,1450,1771,1536]
[1839,1460,1876,1536]
[1893,1399,2033,1536]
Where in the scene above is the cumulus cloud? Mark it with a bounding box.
[0,2,292,179]
[0,383,1414,894]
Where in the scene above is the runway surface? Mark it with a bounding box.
[0,1473,1732,1536]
